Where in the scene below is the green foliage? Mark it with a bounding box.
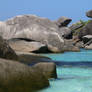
[80,20,91,25]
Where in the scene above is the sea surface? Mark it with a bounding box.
[38,49,92,92]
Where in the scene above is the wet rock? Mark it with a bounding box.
[33,62,57,79]
[0,58,49,92]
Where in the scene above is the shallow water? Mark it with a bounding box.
[41,49,92,62]
[38,49,92,92]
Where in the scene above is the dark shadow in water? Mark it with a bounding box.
[53,61,92,67]
[53,76,92,81]
[28,59,92,67]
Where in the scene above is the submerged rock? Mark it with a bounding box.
[0,36,18,60]
[0,58,49,92]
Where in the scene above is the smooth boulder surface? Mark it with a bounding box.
[0,36,18,60]
[0,58,49,92]
[0,15,64,53]
[86,10,92,18]
[33,62,57,79]
[54,16,72,27]
[8,38,50,53]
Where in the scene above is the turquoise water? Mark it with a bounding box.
[38,49,92,92]
[41,49,92,62]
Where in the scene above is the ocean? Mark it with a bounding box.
[38,49,92,92]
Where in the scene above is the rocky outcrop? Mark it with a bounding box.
[86,10,92,18]
[0,15,64,53]
[33,62,57,79]
[0,36,18,60]
[0,58,49,92]
[54,16,72,27]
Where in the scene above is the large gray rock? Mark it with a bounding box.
[0,15,64,53]
[8,38,50,53]
[86,10,92,18]
[54,16,72,27]
[33,62,57,79]
[0,58,49,92]
[78,20,92,39]
[0,36,18,60]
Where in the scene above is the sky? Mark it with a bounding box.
[0,0,92,23]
